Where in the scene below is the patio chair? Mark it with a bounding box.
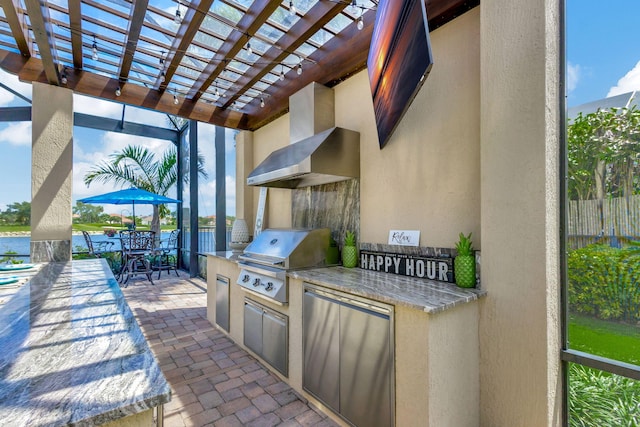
[82,230,120,280]
[82,230,115,258]
[119,230,155,286]
[154,229,180,279]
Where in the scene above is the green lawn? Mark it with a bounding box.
[569,313,640,365]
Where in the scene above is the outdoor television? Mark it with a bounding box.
[367,0,433,149]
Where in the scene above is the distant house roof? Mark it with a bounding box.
[568,91,637,120]
[109,213,132,223]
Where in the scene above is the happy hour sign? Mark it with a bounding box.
[360,250,454,283]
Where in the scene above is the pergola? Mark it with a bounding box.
[0,0,477,131]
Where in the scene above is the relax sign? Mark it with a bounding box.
[360,250,454,283]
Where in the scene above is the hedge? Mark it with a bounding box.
[568,244,640,322]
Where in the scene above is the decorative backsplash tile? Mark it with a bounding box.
[292,179,359,245]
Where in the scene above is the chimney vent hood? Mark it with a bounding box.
[247,82,360,189]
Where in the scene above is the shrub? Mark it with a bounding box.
[569,364,640,426]
[567,244,640,322]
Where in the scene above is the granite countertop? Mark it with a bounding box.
[207,251,486,313]
[0,259,170,426]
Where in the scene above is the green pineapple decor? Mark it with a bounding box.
[342,230,358,268]
[454,232,476,288]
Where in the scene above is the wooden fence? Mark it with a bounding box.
[568,195,640,249]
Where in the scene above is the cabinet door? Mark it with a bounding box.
[340,302,393,427]
[262,310,288,376]
[244,301,263,355]
[303,290,340,412]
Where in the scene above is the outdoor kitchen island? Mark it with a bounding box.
[0,259,170,427]
[207,252,486,427]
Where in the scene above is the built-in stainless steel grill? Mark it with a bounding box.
[237,228,331,304]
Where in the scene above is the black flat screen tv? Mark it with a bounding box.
[367,0,433,149]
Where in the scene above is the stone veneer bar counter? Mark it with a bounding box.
[0,259,170,426]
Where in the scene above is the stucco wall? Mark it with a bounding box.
[342,8,481,248]
[31,82,73,259]
[250,114,292,229]
[479,0,562,425]
[248,7,481,250]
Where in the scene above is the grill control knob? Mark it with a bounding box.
[265,282,274,291]
[253,278,261,287]
[242,274,250,283]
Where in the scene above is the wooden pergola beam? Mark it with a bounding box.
[243,9,375,129]
[118,0,149,83]
[155,0,216,92]
[220,0,347,110]
[23,0,59,85]
[0,0,31,57]
[187,0,281,102]
[0,50,250,129]
[67,0,82,68]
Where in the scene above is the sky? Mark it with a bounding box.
[0,67,237,218]
[566,0,640,108]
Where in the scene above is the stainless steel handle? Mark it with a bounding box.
[304,284,391,316]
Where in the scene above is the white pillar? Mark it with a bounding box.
[480,0,562,425]
[30,82,73,262]
[235,130,254,232]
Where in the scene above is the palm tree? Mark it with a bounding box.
[84,144,207,240]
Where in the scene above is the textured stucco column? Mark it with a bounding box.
[30,82,73,262]
[480,0,562,425]
[235,130,254,233]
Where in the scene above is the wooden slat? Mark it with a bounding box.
[243,8,375,129]
[187,0,281,101]
[0,50,250,129]
[118,0,149,83]
[155,0,216,92]
[23,0,59,84]
[220,0,348,110]
[0,0,478,130]
[68,0,82,68]
[0,0,31,57]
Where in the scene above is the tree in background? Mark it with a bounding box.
[73,201,108,223]
[83,145,207,239]
[567,105,640,231]
[0,201,31,225]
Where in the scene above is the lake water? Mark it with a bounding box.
[0,231,221,261]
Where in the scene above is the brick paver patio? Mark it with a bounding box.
[120,273,339,427]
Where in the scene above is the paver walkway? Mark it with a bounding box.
[121,273,339,427]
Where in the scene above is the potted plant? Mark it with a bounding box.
[454,232,476,288]
[342,230,358,268]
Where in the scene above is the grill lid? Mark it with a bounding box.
[239,228,330,270]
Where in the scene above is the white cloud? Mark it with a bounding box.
[567,62,581,93]
[0,122,32,146]
[102,132,167,153]
[608,60,640,97]
[0,68,32,106]
[197,174,236,217]
[73,93,123,119]
[0,89,15,107]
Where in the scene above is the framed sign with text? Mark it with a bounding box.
[360,250,453,283]
[388,230,420,246]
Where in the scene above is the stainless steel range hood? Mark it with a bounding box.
[247,83,360,189]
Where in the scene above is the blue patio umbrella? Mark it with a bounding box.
[78,187,181,228]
